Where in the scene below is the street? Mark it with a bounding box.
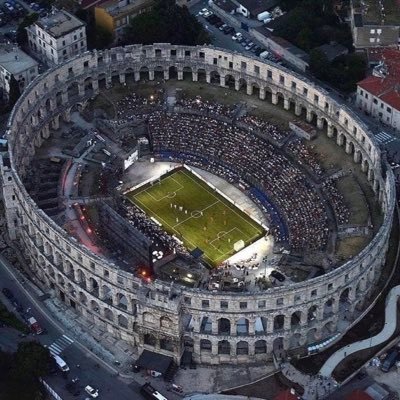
[0,254,144,400]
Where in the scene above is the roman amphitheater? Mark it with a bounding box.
[0,44,396,366]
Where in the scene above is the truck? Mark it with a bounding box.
[28,316,44,335]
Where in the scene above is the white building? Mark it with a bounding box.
[0,45,38,100]
[26,9,87,65]
[356,48,400,132]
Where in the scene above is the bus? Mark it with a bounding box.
[140,383,169,400]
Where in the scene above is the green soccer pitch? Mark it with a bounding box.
[126,167,265,266]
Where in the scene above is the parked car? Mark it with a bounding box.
[270,270,285,282]
[245,42,255,50]
[2,287,13,299]
[381,348,399,372]
[223,26,235,35]
[85,385,99,398]
[198,7,209,16]
[218,23,227,31]
[232,32,243,41]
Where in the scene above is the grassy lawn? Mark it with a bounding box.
[126,167,265,266]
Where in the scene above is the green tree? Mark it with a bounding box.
[309,48,330,80]
[15,341,51,378]
[8,76,21,109]
[124,0,210,45]
[17,13,39,47]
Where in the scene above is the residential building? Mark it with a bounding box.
[26,9,87,65]
[95,0,154,40]
[251,26,309,72]
[0,44,38,100]
[356,48,400,131]
[350,0,400,49]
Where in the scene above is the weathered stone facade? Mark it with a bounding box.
[0,44,395,365]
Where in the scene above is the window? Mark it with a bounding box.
[241,61,247,70]
[267,70,272,79]
[373,99,378,104]
[199,51,204,58]
[63,49,67,55]
[104,269,109,277]
[258,300,266,308]
[185,50,190,57]
[276,298,284,306]
[81,41,84,47]
[229,61,233,69]
[294,294,301,302]
[74,35,77,40]
[359,89,364,95]
[380,103,384,108]
[62,40,65,46]
[117,276,124,284]
[369,38,375,43]
[314,94,319,103]
[303,87,308,96]
[365,93,368,99]
[184,296,191,305]
[84,61,89,68]
[240,302,247,309]
[254,65,260,74]
[202,300,209,308]
[213,58,217,65]
[345,274,349,282]
[291,81,296,89]
[387,107,391,113]
[80,32,83,38]
[279,75,284,84]
[220,301,228,309]
[328,283,333,290]
[311,289,317,297]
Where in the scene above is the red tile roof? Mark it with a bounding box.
[274,389,298,400]
[358,48,400,110]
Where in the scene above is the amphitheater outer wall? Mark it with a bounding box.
[0,44,395,365]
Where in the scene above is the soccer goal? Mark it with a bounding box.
[234,240,245,252]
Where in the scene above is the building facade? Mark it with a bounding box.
[26,9,87,65]
[95,0,154,40]
[356,49,400,132]
[0,45,38,100]
[1,44,395,366]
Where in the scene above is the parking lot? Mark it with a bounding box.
[190,0,281,64]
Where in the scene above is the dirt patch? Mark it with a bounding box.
[336,236,370,260]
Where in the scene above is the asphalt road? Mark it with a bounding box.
[0,254,144,400]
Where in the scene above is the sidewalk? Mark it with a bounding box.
[319,285,400,377]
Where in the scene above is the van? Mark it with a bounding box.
[53,355,70,372]
[259,51,270,59]
[381,348,399,372]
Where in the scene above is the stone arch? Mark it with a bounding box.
[307,305,317,323]
[45,98,51,112]
[323,298,335,318]
[236,341,249,355]
[76,269,86,285]
[322,321,335,335]
[78,291,87,305]
[139,66,149,80]
[124,68,134,84]
[273,315,285,331]
[104,308,114,322]
[154,65,164,79]
[116,293,128,310]
[144,333,157,346]
[218,340,231,355]
[255,316,267,334]
[182,66,192,80]
[237,77,247,91]
[66,282,75,296]
[160,316,172,329]
[307,328,317,343]
[200,339,212,352]
[102,285,112,303]
[272,337,284,353]
[183,336,194,352]
[83,77,92,93]
[224,74,236,89]
[218,318,231,335]
[291,311,302,327]
[236,317,249,335]
[290,333,302,348]
[200,316,212,334]
[57,274,65,286]
[275,91,285,107]
[339,287,351,304]
[55,90,63,106]
[67,81,79,99]
[255,339,267,354]
[160,338,174,352]
[250,81,260,97]
[210,70,220,84]
[118,314,128,328]
[90,300,99,313]
[197,68,206,82]
[169,66,177,79]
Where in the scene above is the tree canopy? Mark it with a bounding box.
[17,13,39,47]
[0,341,52,400]
[124,0,210,46]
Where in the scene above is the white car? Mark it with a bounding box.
[232,32,243,41]
[85,385,99,398]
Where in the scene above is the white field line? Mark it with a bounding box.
[172,200,219,228]
[181,169,261,236]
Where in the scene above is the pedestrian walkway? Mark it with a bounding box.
[319,284,400,377]
[47,335,74,357]
[375,131,396,145]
